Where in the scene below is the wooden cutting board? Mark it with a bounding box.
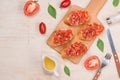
[47,0,107,64]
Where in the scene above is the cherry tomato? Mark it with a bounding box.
[39,22,46,34]
[84,55,100,70]
[60,0,71,8]
[93,23,104,35]
[24,0,40,16]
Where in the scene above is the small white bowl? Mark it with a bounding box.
[42,55,59,77]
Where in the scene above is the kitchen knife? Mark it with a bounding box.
[107,29,120,78]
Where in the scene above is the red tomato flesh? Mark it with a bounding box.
[84,55,100,70]
[64,42,88,56]
[53,29,73,46]
[24,0,40,16]
[67,10,89,26]
[80,23,104,40]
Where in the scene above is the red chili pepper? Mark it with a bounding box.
[60,0,71,8]
[39,22,46,34]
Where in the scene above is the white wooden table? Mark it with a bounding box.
[0,0,120,80]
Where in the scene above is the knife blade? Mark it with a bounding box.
[107,29,120,78]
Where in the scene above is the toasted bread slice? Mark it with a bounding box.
[64,10,89,26]
[78,23,104,41]
[78,29,96,41]
[47,29,74,47]
[60,41,88,63]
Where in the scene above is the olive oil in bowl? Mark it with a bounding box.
[42,55,59,77]
[44,57,56,71]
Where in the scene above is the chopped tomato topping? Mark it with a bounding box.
[79,23,104,40]
[64,42,88,56]
[67,10,89,26]
[53,29,73,46]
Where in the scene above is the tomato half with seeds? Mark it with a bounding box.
[24,0,40,16]
[84,55,100,70]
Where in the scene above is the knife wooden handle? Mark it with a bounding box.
[93,71,101,80]
[113,52,120,78]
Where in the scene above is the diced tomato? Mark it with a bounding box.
[66,10,89,26]
[79,23,104,40]
[64,42,88,56]
[24,0,40,16]
[93,23,104,35]
[53,29,73,46]
[84,55,100,70]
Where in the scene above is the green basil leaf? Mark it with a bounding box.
[113,0,119,7]
[64,65,70,76]
[48,4,56,19]
[97,39,104,52]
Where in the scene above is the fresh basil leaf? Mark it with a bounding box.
[48,4,56,19]
[97,39,104,52]
[64,65,70,76]
[113,0,119,7]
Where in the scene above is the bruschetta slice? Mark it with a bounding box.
[78,23,104,40]
[64,10,89,26]
[61,41,88,58]
[47,29,74,47]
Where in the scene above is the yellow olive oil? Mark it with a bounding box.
[44,57,56,70]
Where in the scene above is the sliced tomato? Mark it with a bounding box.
[84,55,100,70]
[53,29,73,46]
[64,42,88,56]
[24,0,40,16]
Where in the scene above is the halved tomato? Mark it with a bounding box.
[24,0,40,16]
[84,55,100,70]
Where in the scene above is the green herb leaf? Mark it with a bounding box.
[48,4,56,19]
[113,0,119,7]
[64,65,70,76]
[97,39,104,52]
